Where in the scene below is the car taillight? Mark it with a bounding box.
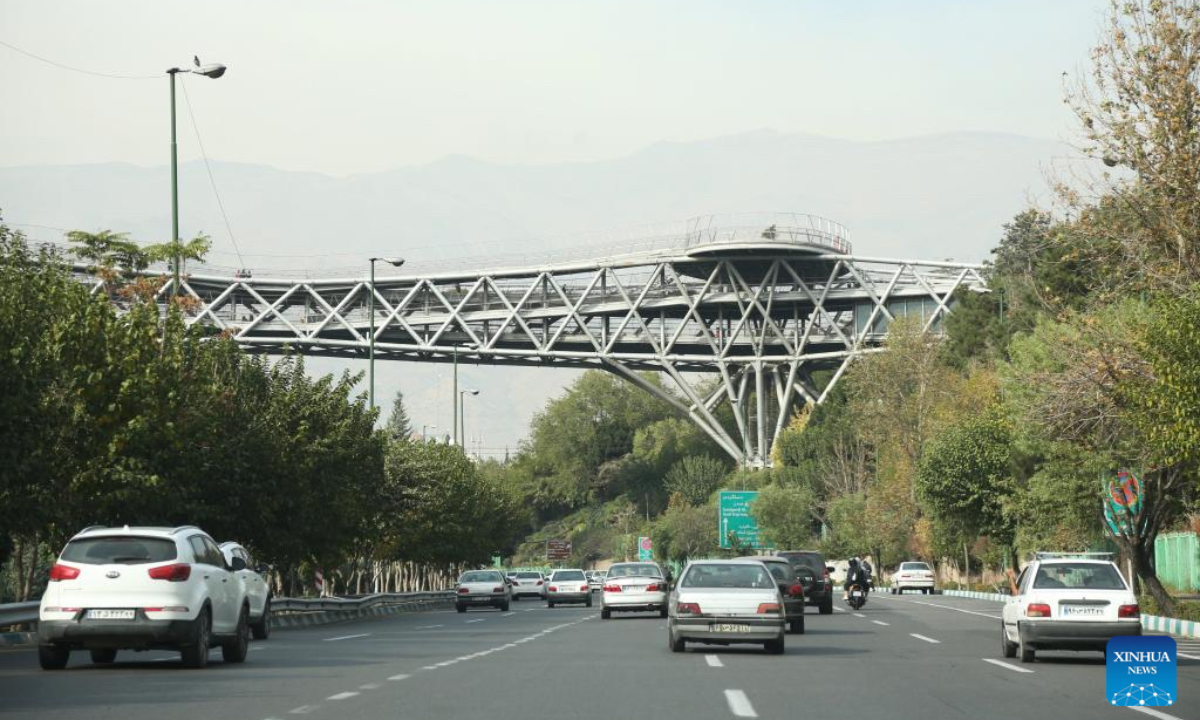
[49,564,80,581]
[677,602,701,615]
[144,606,189,613]
[603,584,621,593]
[646,583,660,592]
[580,586,589,592]
[757,603,781,614]
[1027,603,1051,618]
[457,587,469,594]
[788,584,803,597]
[147,563,192,582]
[536,580,543,586]
[549,586,557,592]
[1118,604,1140,618]
[493,586,505,593]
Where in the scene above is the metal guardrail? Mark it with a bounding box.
[0,592,454,630]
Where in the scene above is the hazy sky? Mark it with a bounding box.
[2,0,1104,176]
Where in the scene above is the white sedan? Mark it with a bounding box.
[601,562,668,619]
[667,560,786,654]
[892,561,936,594]
[1001,553,1141,663]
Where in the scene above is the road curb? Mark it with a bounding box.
[941,589,1200,640]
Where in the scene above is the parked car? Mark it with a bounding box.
[892,561,937,594]
[1001,552,1140,663]
[455,570,511,612]
[776,550,834,615]
[601,562,667,619]
[219,542,272,639]
[37,525,252,670]
[736,557,805,634]
[510,571,547,600]
[546,569,592,607]
[667,559,786,654]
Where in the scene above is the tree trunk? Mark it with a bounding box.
[1130,541,1174,616]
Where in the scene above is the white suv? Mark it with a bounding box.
[1001,552,1141,663]
[38,525,252,669]
[220,542,272,639]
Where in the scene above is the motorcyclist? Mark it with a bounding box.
[843,557,868,600]
[861,558,873,595]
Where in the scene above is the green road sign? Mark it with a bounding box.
[718,490,761,549]
[638,536,653,561]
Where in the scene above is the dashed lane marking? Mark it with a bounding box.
[388,674,410,681]
[1180,652,1200,660]
[466,618,485,624]
[724,690,758,718]
[359,684,379,690]
[853,613,865,618]
[873,620,890,626]
[327,692,358,701]
[415,624,443,630]
[524,608,537,612]
[323,633,371,642]
[503,612,516,616]
[705,655,724,668]
[1129,706,1186,720]
[910,633,941,644]
[832,606,847,613]
[288,707,316,715]
[983,658,1033,674]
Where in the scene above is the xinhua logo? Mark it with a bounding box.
[1107,635,1177,707]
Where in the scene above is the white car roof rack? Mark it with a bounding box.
[1033,551,1114,560]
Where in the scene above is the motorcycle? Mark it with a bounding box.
[845,582,868,610]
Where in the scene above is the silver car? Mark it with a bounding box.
[601,562,668,619]
[546,569,592,608]
[220,542,272,639]
[667,560,786,654]
[510,571,547,600]
[455,570,512,612]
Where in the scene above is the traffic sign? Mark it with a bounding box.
[638,536,653,561]
[718,490,762,549]
[546,539,572,560]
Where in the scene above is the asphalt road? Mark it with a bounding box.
[1,593,1197,720]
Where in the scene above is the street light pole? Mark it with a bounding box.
[452,345,458,446]
[367,257,405,412]
[459,389,479,450]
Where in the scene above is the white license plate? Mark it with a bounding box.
[851,591,862,597]
[711,623,752,633]
[1061,605,1104,617]
[87,609,135,620]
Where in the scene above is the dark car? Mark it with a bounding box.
[776,550,834,615]
[740,556,806,634]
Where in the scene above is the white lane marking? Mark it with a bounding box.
[910,633,941,644]
[891,597,1002,620]
[435,660,457,667]
[388,674,411,681]
[466,618,484,624]
[853,613,865,618]
[873,620,890,626]
[983,658,1034,674]
[327,692,358,701]
[503,612,516,616]
[1179,652,1200,660]
[415,624,443,630]
[705,654,724,668]
[724,689,758,718]
[524,608,537,612]
[422,665,439,670]
[359,683,379,690]
[1130,706,1186,720]
[251,646,266,650]
[289,707,316,715]
[832,606,847,613]
[323,633,371,642]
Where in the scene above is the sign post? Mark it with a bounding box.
[718,490,761,549]
[637,536,653,561]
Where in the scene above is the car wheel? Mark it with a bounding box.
[1018,625,1035,663]
[181,609,211,669]
[1001,622,1017,659]
[819,597,833,615]
[765,636,785,655]
[585,596,593,608]
[222,606,250,664]
[251,600,271,640]
[601,607,611,619]
[90,649,117,664]
[38,644,70,670]
[456,604,467,613]
[668,625,685,653]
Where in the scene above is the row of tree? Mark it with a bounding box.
[0,224,526,602]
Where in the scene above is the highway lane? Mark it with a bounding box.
[0,593,1196,720]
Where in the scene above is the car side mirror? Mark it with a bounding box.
[230,557,247,572]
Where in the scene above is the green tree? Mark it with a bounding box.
[752,484,819,550]
[385,389,414,441]
[664,455,728,506]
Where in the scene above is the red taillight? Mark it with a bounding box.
[144,606,188,613]
[788,584,803,597]
[757,603,782,614]
[49,564,80,581]
[677,602,701,615]
[603,584,621,593]
[536,580,543,586]
[580,586,589,592]
[493,586,505,593]
[457,587,469,594]
[1027,603,1051,618]
[646,583,660,592]
[147,563,191,582]
[548,586,557,592]
[1118,604,1140,618]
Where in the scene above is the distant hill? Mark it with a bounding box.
[0,130,1078,453]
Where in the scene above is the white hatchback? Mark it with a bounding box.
[1001,553,1141,663]
[38,525,252,670]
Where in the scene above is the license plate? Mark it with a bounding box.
[711,623,752,633]
[1061,605,1103,617]
[470,597,490,602]
[851,591,862,597]
[87,609,135,620]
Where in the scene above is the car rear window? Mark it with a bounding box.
[460,571,502,583]
[781,553,824,571]
[761,562,794,582]
[682,564,773,589]
[1033,563,1126,590]
[607,564,662,578]
[554,570,586,581]
[61,537,177,565]
[516,572,542,579]
[901,562,931,571]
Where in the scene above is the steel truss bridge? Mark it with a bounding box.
[78,215,985,467]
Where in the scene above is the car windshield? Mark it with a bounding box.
[554,570,586,581]
[901,562,931,571]
[1033,563,1126,590]
[682,564,773,589]
[61,536,177,565]
[460,571,502,583]
[607,564,662,579]
[516,572,542,579]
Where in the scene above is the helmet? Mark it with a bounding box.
[849,557,859,567]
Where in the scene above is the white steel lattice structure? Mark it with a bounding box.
[76,214,985,467]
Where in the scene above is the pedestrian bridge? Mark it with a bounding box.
[76,213,985,467]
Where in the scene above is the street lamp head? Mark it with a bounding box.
[467,389,480,396]
[196,63,227,79]
[369,257,405,267]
